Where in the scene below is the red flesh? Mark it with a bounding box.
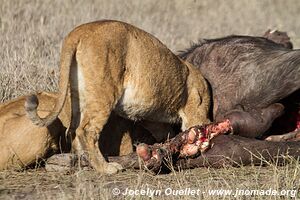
[137,119,233,165]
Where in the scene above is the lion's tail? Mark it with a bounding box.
[25,36,77,127]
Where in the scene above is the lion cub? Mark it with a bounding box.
[25,20,211,174]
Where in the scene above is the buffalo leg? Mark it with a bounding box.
[107,135,300,170]
[222,103,284,138]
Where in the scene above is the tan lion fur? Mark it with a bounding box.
[25,20,211,174]
[0,92,139,170]
[0,92,70,170]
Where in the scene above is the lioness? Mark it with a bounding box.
[25,20,211,174]
[0,92,70,170]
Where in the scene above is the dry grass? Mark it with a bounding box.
[1,0,300,102]
[1,159,300,199]
[1,0,300,199]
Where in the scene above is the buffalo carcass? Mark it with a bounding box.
[132,31,300,171]
[178,34,299,138]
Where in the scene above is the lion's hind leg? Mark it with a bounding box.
[72,40,127,174]
[73,93,124,174]
[71,62,124,173]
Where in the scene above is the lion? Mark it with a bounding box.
[25,20,211,174]
[0,92,70,170]
[0,91,141,170]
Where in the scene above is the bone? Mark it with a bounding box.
[45,153,90,172]
[135,120,233,170]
